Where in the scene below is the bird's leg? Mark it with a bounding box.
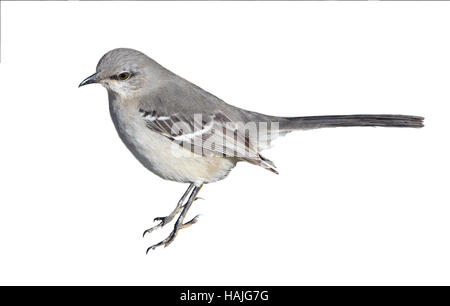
[146,184,203,253]
[152,183,195,225]
[142,184,194,237]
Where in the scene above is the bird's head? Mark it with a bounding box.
[79,48,165,96]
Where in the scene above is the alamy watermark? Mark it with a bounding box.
[165,113,281,158]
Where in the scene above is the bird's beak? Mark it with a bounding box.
[79,73,99,87]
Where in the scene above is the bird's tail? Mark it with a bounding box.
[278,114,424,131]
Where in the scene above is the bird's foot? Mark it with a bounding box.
[146,229,177,253]
[146,215,200,253]
[142,215,175,237]
[142,197,203,237]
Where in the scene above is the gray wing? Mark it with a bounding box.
[138,81,278,173]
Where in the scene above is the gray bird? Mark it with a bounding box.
[79,48,424,252]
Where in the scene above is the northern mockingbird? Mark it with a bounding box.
[79,48,424,253]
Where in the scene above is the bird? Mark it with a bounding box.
[79,48,424,253]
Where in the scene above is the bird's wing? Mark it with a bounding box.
[138,108,278,174]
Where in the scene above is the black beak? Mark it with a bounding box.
[79,73,99,87]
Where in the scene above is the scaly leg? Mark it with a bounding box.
[146,184,203,253]
[142,184,194,237]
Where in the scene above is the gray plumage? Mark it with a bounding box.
[79,48,424,251]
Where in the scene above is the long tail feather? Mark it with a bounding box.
[279,114,424,131]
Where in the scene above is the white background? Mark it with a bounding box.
[0,1,448,285]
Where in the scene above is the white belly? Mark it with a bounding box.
[109,100,236,185]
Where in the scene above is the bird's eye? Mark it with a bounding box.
[118,72,130,80]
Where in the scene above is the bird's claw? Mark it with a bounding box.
[143,214,178,237]
[146,231,177,253]
[142,219,165,237]
[144,196,204,237]
[142,227,156,237]
[145,215,200,253]
[153,216,169,223]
